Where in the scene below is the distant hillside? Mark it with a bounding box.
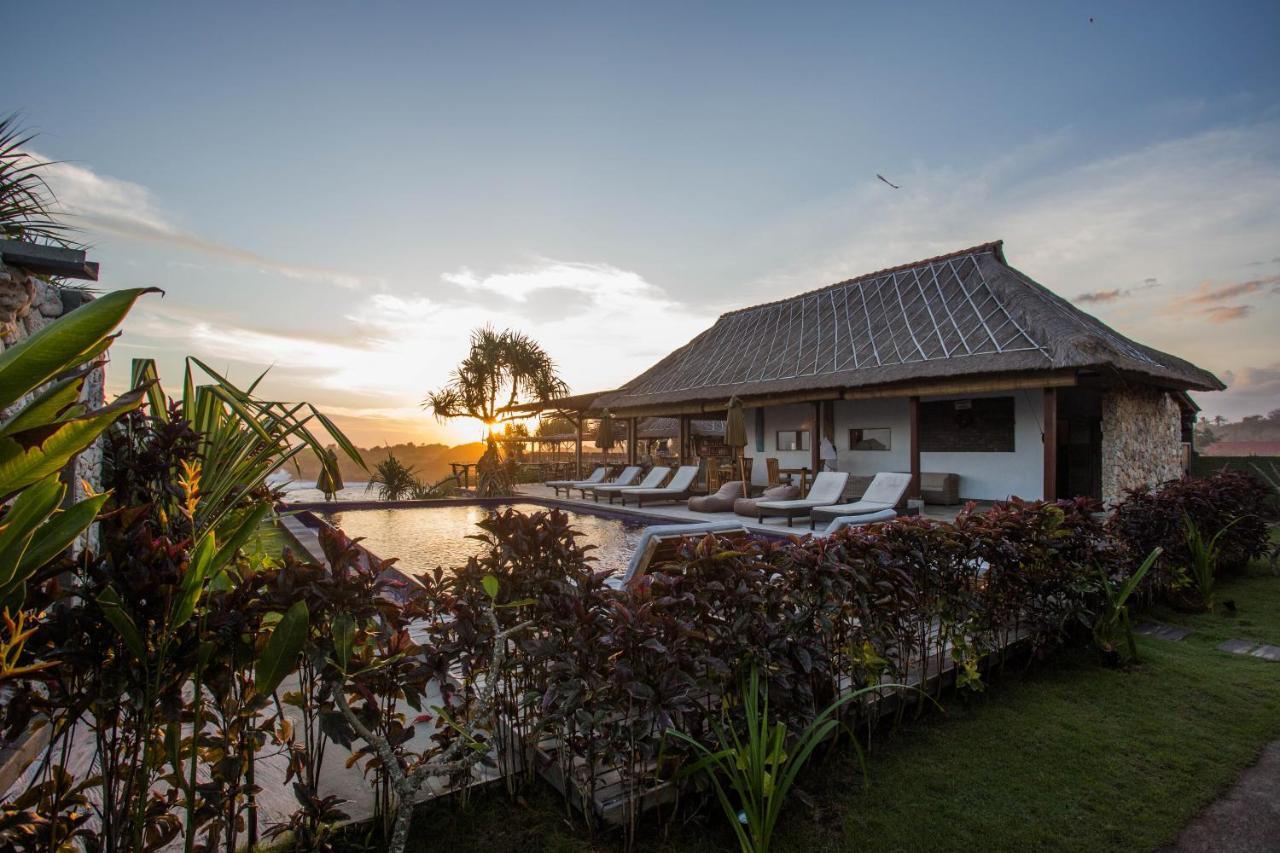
[291,441,487,484]
[1197,412,1280,456]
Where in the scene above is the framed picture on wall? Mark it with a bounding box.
[775,430,810,452]
[849,427,891,451]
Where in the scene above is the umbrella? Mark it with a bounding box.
[724,396,748,497]
[595,408,616,465]
[316,447,344,500]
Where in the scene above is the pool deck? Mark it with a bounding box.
[514,482,982,531]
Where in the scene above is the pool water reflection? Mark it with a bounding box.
[320,502,650,578]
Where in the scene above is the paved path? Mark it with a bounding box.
[1163,739,1280,852]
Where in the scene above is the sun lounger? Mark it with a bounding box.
[588,466,667,503]
[812,508,898,537]
[618,521,752,586]
[753,471,850,526]
[546,466,607,497]
[619,465,701,507]
[808,472,912,529]
[733,483,800,517]
[688,481,745,513]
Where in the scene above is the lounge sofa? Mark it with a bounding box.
[688,481,747,513]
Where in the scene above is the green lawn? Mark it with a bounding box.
[344,557,1280,853]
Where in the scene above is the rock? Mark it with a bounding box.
[35,280,64,318]
[22,310,47,336]
[0,269,35,327]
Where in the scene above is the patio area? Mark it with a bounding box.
[515,482,982,530]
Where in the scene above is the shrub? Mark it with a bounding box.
[1109,471,1271,591]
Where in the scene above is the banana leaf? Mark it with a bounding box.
[0,287,158,412]
[0,383,150,501]
[0,365,93,437]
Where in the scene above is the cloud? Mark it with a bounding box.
[1072,276,1160,305]
[1074,289,1124,304]
[1208,362,1280,420]
[115,260,716,445]
[1175,275,1280,306]
[743,121,1280,331]
[1202,305,1253,324]
[1162,274,1279,324]
[27,150,368,289]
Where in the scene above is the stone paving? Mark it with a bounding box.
[1134,622,1193,641]
[1163,740,1280,853]
[1215,639,1280,662]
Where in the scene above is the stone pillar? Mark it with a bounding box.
[1099,387,1183,507]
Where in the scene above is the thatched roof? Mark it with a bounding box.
[516,416,724,442]
[596,241,1222,412]
[636,417,725,439]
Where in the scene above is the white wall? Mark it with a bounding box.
[745,391,1046,500]
[744,403,814,487]
[737,390,1044,501]
[919,389,1044,501]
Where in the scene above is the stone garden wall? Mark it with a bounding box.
[1100,386,1184,507]
[0,261,105,502]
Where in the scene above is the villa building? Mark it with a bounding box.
[531,241,1223,507]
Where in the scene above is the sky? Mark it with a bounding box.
[8,1,1280,445]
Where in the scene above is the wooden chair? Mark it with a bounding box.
[705,459,721,494]
[765,457,781,486]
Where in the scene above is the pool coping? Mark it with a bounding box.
[277,496,744,575]
[283,495,694,528]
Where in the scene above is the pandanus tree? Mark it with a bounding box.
[424,326,567,496]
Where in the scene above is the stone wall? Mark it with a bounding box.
[1100,386,1184,506]
[0,262,105,503]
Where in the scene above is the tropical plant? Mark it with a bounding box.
[0,287,156,609]
[1177,515,1245,611]
[423,326,567,496]
[366,450,419,501]
[668,667,894,853]
[129,355,364,535]
[0,114,75,245]
[1094,547,1162,664]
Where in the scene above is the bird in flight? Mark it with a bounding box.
[876,174,900,189]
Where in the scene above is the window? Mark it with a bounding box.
[849,427,892,451]
[919,397,1015,452]
[775,430,810,452]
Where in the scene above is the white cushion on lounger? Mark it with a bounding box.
[620,521,747,586]
[620,465,700,499]
[811,472,912,518]
[816,509,897,536]
[755,471,850,511]
[546,467,607,488]
[591,466,667,494]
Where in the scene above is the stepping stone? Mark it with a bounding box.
[1134,622,1192,641]
[1218,639,1258,655]
[1249,644,1280,662]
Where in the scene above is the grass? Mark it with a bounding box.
[338,557,1280,853]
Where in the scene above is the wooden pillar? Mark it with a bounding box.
[574,411,584,479]
[809,401,821,474]
[908,396,921,500]
[678,414,691,465]
[627,417,638,466]
[1042,388,1058,501]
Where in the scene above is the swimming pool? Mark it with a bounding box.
[315,501,656,578]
